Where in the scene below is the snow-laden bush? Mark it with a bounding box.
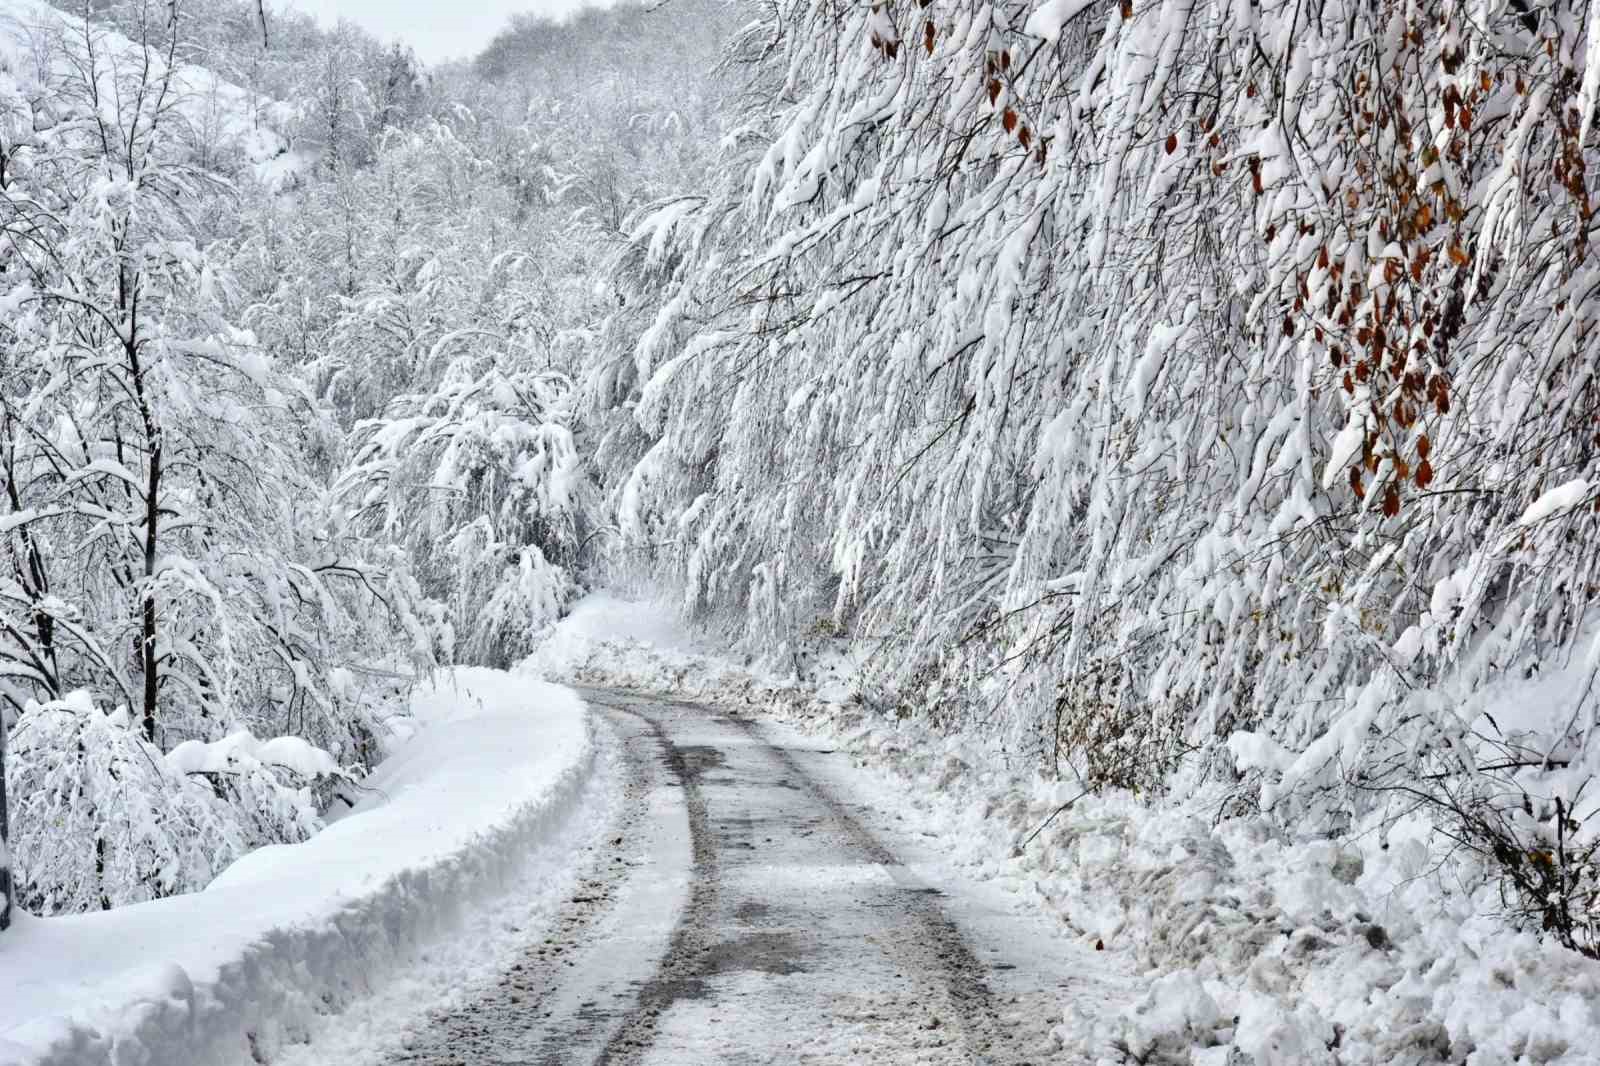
[5,692,348,914]
[337,362,589,666]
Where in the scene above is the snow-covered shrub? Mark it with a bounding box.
[337,363,589,666]
[5,692,348,914]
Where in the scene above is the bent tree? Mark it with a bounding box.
[592,0,1600,948]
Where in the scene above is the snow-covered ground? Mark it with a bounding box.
[531,592,1600,1066]
[0,669,606,1066]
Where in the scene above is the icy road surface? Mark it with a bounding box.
[375,690,1120,1064]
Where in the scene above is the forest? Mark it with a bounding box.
[2,0,1598,1000]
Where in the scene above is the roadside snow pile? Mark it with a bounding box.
[532,592,1600,1066]
[528,590,823,707]
[0,668,598,1066]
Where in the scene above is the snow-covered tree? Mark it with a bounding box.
[590,0,1600,950]
[0,1,436,915]
[337,360,588,666]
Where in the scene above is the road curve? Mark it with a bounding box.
[384,689,1070,1065]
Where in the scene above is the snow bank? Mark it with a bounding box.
[531,591,1600,1066]
[0,668,597,1066]
[528,590,815,701]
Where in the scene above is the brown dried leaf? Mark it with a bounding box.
[1383,485,1400,517]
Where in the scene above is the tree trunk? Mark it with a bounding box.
[1,720,12,932]
[141,440,161,745]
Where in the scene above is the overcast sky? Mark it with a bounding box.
[287,0,598,64]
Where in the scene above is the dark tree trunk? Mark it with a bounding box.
[1,721,12,932]
[140,439,161,745]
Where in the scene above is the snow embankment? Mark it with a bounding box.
[0,668,598,1066]
[531,592,1600,1066]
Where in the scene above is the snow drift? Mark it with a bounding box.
[0,669,597,1066]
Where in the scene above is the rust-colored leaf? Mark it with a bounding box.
[1350,465,1365,499]
[1165,132,1178,154]
[1416,459,1434,487]
[1002,108,1018,132]
[988,78,1001,105]
[1383,485,1400,517]
[1120,0,1132,18]
[1417,434,1430,460]
[1447,243,1469,266]
[1018,125,1032,149]
[924,19,935,53]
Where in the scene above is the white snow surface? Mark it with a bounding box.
[0,668,599,1066]
[532,591,1600,1066]
[1023,0,1102,42]
[167,732,340,778]
[1518,478,1592,526]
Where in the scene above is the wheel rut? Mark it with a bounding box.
[579,690,1033,1065]
[378,689,1059,1066]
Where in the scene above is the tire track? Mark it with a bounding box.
[579,690,1028,1065]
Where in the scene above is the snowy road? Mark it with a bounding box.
[378,690,1104,1065]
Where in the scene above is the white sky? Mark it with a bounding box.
[287,0,599,64]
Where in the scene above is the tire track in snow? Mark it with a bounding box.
[582,691,1030,1065]
[377,689,1059,1065]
